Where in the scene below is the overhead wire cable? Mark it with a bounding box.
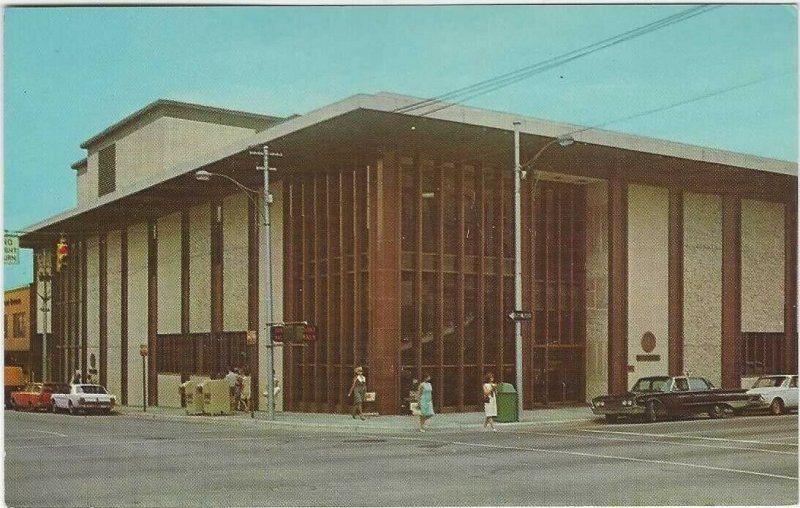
[563,71,795,139]
[463,71,792,165]
[417,6,721,117]
[394,4,716,115]
[393,5,720,117]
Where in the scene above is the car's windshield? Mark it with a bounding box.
[77,385,107,394]
[753,377,784,388]
[632,377,671,392]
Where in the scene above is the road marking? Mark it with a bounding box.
[5,436,266,450]
[582,429,798,447]
[524,430,797,455]
[378,435,798,481]
[6,435,66,441]
[29,429,68,437]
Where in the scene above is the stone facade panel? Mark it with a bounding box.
[683,192,722,385]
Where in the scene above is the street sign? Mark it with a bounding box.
[303,324,317,342]
[508,310,533,321]
[246,330,257,346]
[139,344,148,357]
[4,234,19,265]
[285,325,304,342]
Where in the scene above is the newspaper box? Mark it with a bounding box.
[199,379,231,415]
[181,380,203,415]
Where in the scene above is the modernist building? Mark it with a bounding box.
[20,93,797,414]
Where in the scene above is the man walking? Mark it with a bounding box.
[225,367,238,411]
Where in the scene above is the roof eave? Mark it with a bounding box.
[70,158,88,171]
[20,91,797,243]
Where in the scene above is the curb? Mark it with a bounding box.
[118,408,596,434]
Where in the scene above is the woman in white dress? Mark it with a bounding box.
[483,372,498,431]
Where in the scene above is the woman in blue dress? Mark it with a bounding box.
[416,373,435,432]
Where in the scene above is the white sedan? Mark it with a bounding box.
[746,375,798,415]
[51,384,117,415]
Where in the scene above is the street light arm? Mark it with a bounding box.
[195,170,263,218]
[197,170,260,195]
[521,135,574,169]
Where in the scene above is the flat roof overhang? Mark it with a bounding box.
[20,96,797,248]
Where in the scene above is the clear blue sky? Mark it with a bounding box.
[3,4,797,288]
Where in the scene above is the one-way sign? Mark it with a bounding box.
[508,310,533,321]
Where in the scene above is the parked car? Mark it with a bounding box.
[10,382,65,411]
[589,375,761,423]
[745,375,798,415]
[51,384,116,415]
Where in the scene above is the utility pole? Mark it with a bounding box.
[513,121,524,422]
[259,145,280,420]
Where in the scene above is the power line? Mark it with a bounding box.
[393,5,721,117]
[567,71,794,137]
[418,6,721,117]
[465,71,792,164]
[395,5,717,115]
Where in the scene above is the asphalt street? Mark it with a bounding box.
[3,409,797,507]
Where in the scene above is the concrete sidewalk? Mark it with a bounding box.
[118,404,597,433]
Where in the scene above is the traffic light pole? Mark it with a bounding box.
[38,274,51,382]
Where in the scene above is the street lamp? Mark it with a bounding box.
[194,146,278,420]
[513,123,574,421]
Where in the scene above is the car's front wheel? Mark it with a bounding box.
[645,401,663,423]
[770,398,785,415]
[709,404,727,419]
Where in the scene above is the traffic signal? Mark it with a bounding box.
[270,325,284,343]
[55,237,69,272]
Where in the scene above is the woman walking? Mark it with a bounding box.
[347,366,367,420]
[483,372,498,431]
[416,374,435,432]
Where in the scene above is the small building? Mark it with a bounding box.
[4,284,39,380]
[20,92,798,413]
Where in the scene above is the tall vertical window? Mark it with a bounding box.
[12,312,25,337]
[98,144,116,197]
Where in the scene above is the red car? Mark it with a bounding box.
[10,383,65,411]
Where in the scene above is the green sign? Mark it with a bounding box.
[4,235,19,265]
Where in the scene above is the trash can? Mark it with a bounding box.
[198,379,231,415]
[495,382,518,423]
[181,380,204,415]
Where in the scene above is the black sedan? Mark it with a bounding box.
[589,375,761,423]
